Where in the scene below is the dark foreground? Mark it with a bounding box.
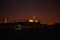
[0,22,59,40]
[0,29,56,40]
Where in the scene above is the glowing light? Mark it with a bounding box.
[29,19,34,22]
[33,16,35,19]
[4,18,8,23]
[35,20,38,22]
[16,24,21,30]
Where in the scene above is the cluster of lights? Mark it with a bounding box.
[29,19,38,22]
[3,16,39,23]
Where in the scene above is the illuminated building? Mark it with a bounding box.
[28,16,39,22]
[29,19,34,22]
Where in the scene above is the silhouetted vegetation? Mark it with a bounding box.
[0,22,60,32]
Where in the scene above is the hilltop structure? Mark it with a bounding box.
[28,16,39,22]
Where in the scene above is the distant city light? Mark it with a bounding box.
[29,19,34,22]
[4,18,8,23]
[35,20,38,22]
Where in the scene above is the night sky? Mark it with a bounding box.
[0,0,60,25]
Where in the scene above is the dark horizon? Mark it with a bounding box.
[0,0,60,25]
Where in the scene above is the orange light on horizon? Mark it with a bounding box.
[29,19,34,22]
[35,20,38,22]
[4,18,8,23]
[29,19,39,22]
